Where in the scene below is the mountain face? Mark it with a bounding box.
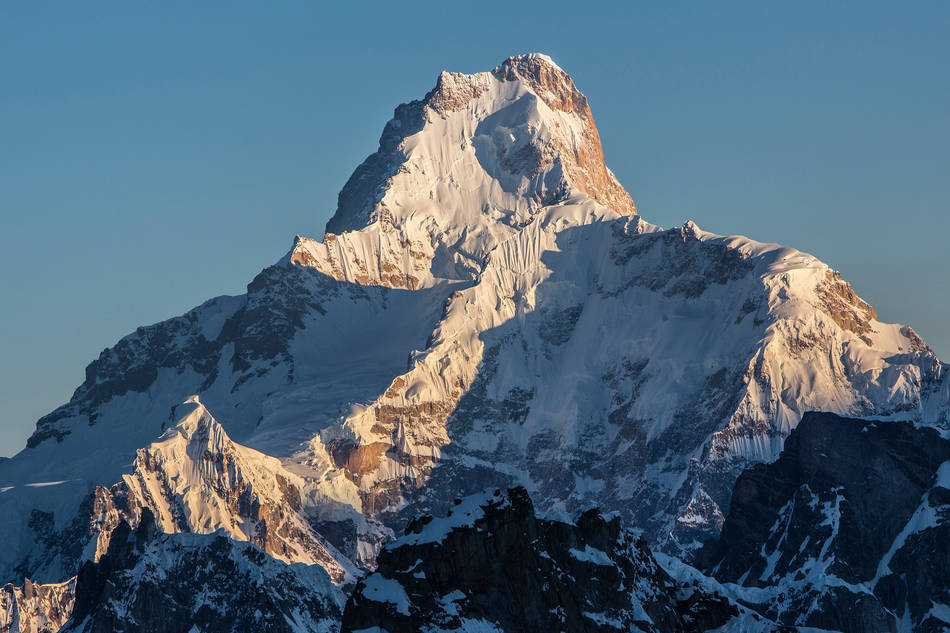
[0,53,947,632]
[319,52,635,287]
[696,412,950,633]
[63,512,344,633]
[1,577,74,633]
[100,397,358,581]
[342,487,785,633]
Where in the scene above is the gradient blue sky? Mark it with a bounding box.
[1,2,948,456]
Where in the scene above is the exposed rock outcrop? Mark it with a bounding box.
[697,411,950,632]
[342,487,786,633]
[0,577,74,633]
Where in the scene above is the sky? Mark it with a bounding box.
[1,1,948,456]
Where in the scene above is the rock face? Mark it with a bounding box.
[696,412,950,632]
[63,513,343,633]
[0,578,74,633]
[342,487,783,633]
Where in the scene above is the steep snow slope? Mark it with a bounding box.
[0,262,451,581]
[0,53,947,593]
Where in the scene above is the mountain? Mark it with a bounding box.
[0,53,947,631]
[3,397,363,587]
[102,396,358,581]
[63,512,344,633]
[317,53,635,287]
[1,577,74,633]
[696,412,950,633]
[341,487,788,633]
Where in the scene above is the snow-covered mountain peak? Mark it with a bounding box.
[312,54,635,287]
[159,395,226,452]
[497,52,564,73]
[490,53,579,112]
[115,398,356,581]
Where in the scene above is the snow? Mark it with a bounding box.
[397,489,507,546]
[508,52,564,72]
[569,545,614,567]
[360,574,411,615]
[116,396,357,582]
[758,496,799,582]
[91,530,345,633]
[431,619,505,633]
[872,463,949,587]
[652,552,819,632]
[582,611,624,629]
[936,461,950,488]
[706,613,801,633]
[0,576,75,633]
[438,589,466,617]
[926,601,950,624]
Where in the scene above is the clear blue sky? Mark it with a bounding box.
[1,2,948,456]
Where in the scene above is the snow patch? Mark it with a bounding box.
[569,545,614,567]
[360,575,411,616]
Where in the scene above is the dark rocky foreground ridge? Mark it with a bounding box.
[342,487,786,633]
[61,511,344,633]
[697,412,950,633]
[59,489,786,633]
